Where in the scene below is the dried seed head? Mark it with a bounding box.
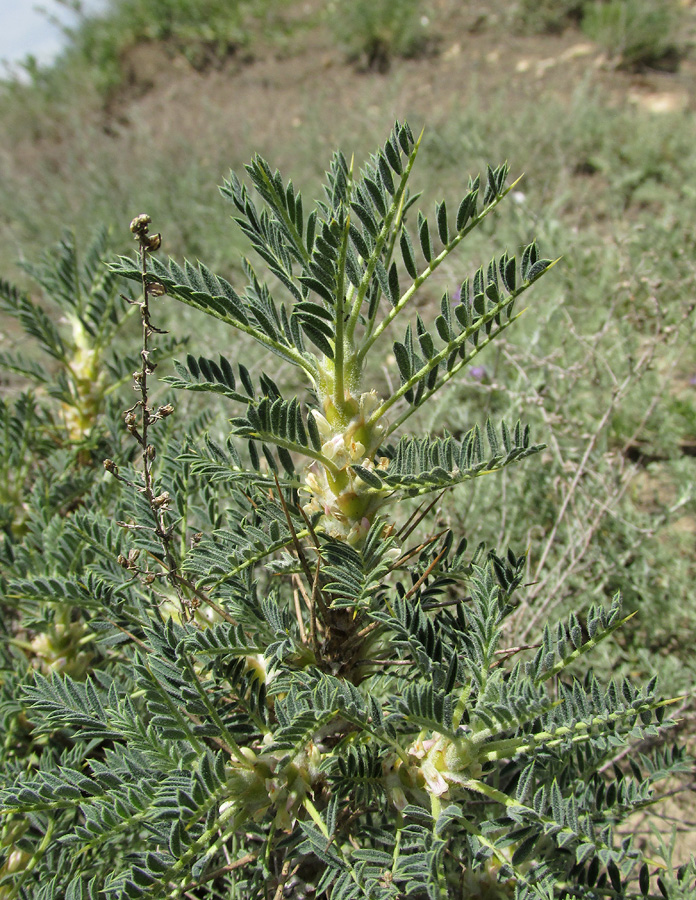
[124,412,137,427]
[146,233,162,252]
[157,404,174,418]
[146,445,156,460]
[103,458,119,475]
[130,214,151,236]
[117,554,129,568]
[153,491,170,509]
[148,281,167,297]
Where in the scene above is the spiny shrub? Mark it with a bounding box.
[0,122,691,899]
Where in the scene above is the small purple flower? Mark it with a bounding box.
[469,366,487,382]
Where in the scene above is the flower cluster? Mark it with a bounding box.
[61,317,107,440]
[383,733,484,811]
[302,390,390,543]
[220,740,322,832]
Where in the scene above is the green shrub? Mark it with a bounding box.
[326,0,429,71]
[0,123,691,899]
[514,0,585,34]
[44,0,287,97]
[582,0,684,70]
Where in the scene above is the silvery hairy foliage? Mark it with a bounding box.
[0,123,691,900]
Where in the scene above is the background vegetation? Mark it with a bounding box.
[1,0,695,865]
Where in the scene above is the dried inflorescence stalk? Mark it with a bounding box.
[107,214,196,616]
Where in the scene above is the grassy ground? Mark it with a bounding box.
[1,0,695,852]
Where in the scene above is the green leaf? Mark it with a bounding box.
[307,411,323,451]
[512,835,538,866]
[387,262,400,306]
[364,176,386,216]
[640,863,650,896]
[377,154,395,195]
[301,276,335,305]
[576,843,596,866]
[351,201,378,237]
[527,259,553,282]
[436,200,449,245]
[349,224,370,260]
[393,341,411,384]
[301,321,334,358]
[418,214,432,263]
[351,465,383,489]
[374,259,391,303]
[456,190,476,231]
[385,135,403,173]
[400,228,418,279]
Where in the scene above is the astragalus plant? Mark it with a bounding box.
[0,123,690,900]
